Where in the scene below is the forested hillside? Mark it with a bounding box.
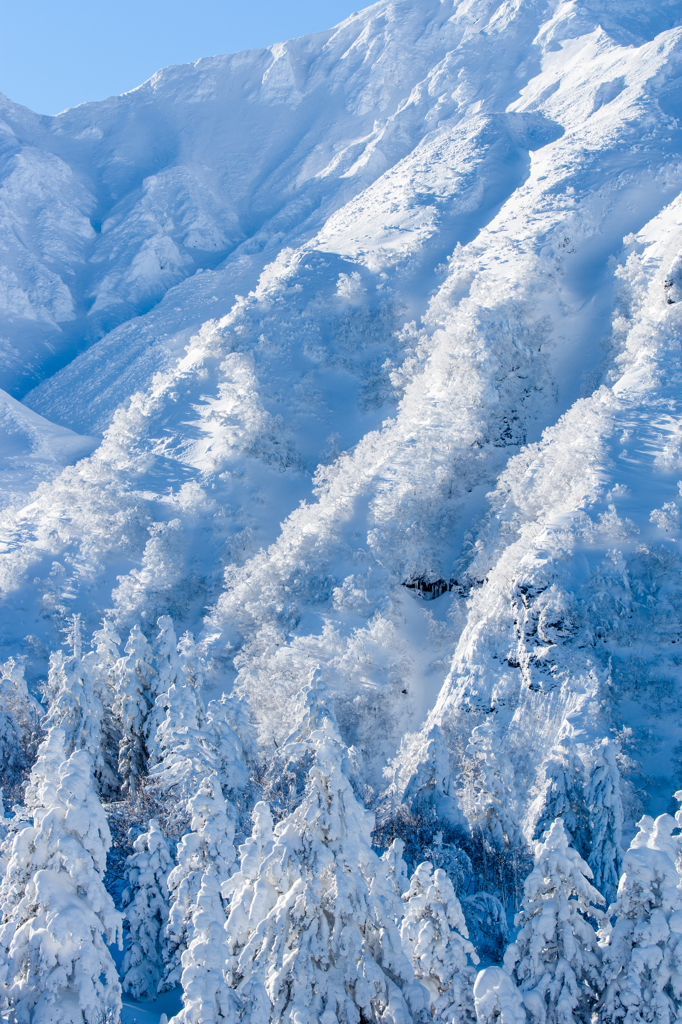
[3,0,682,1021]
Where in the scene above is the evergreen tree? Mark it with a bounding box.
[0,730,122,1024]
[504,818,604,1024]
[263,668,339,816]
[586,738,624,906]
[223,801,276,963]
[382,837,410,900]
[85,618,123,799]
[401,861,478,1024]
[226,718,422,1024]
[114,624,155,796]
[42,616,110,796]
[121,818,174,1001]
[532,723,590,860]
[599,812,682,1024]
[149,668,211,817]
[147,615,184,766]
[206,690,258,803]
[161,773,237,993]
[0,657,42,802]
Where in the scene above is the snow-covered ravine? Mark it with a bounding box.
[4,1,682,1021]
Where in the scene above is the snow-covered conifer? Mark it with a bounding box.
[161,773,236,993]
[42,615,111,795]
[263,668,339,815]
[586,737,624,905]
[599,812,682,1023]
[223,801,276,963]
[0,730,123,1024]
[0,657,42,801]
[473,968,526,1024]
[206,690,258,802]
[504,818,604,1024]
[382,836,410,899]
[85,618,123,797]
[147,615,184,766]
[226,718,421,1024]
[114,624,155,795]
[379,724,469,874]
[149,669,211,817]
[169,863,242,1024]
[401,861,479,1023]
[121,818,174,1001]
[532,723,590,860]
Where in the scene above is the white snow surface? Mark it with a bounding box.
[3,0,682,834]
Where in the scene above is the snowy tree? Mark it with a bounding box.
[401,861,479,1024]
[263,668,340,816]
[121,818,174,1001]
[473,968,526,1024]
[503,818,604,1024]
[464,720,524,905]
[599,812,682,1024]
[205,690,258,803]
[0,730,123,1024]
[586,737,624,905]
[378,724,470,877]
[161,773,237,993]
[0,657,42,802]
[225,717,423,1024]
[114,624,155,795]
[42,616,111,796]
[169,854,241,1024]
[223,801,276,964]
[531,723,590,861]
[148,668,212,821]
[85,618,123,798]
[146,615,185,766]
[382,836,410,900]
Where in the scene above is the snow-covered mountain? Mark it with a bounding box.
[4,3,682,1010]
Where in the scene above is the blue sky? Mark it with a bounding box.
[0,0,365,115]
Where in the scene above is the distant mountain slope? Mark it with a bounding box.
[2,0,682,831]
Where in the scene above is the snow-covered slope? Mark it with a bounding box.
[3,0,682,837]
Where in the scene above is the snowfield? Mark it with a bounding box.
[4,0,682,1021]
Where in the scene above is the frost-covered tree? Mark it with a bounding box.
[161,773,237,993]
[85,618,123,798]
[121,818,173,1001]
[263,668,340,816]
[206,690,258,804]
[0,657,42,802]
[382,836,410,900]
[223,801,276,963]
[149,669,211,818]
[42,615,111,796]
[225,718,422,1024]
[169,844,241,1024]
[147,615,184,766]
[0,730,123,1024]
[473,968,526,1024]
[401,861,479,1023]
[599,812,682,1024]
[464,720,523,905]
[378,724,470,877]
[114,624,155,795]
[504,818,604,1024]
[532,723,590,861]
[586,737,624,905]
